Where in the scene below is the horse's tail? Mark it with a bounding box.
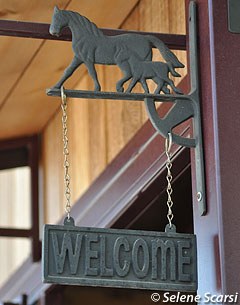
[146,35,184,76]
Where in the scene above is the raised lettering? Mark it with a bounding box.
[152,239,176,280]
[113,237,130,277]
[51,232,83,274]
[132,238,149,278]
[177,241,191,281]
[85,234,99,276]
[44,225,197,291]
[100,235,113,277]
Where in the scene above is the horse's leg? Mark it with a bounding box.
[140,78,149,93]
[53,56,82,89]
[116,61,132,92]
[126,77,138,93]
[85,62,101,91]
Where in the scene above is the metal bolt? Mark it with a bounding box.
[197,192,202,202]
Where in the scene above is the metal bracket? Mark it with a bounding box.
[47,1,206,216]
[144,2,206,215]
[228,0,240,33]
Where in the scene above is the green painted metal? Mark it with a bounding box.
[44,3,203,290]
[43,218,197,292]
[46,2,206,216]
[228,0,240,33]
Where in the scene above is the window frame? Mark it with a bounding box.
[0,135,40,261]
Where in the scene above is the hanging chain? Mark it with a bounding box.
[165,133,174,227]
[61,86,71,219]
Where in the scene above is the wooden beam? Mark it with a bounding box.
[0,228,32,238]
[0,20,186,50]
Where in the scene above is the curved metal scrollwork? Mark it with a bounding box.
[144,98,195,148]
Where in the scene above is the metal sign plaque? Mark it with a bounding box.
[43,218,197,292]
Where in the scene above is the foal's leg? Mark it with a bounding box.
[53,56,82,89]
[85,61,101,91]
[116,61,132,92]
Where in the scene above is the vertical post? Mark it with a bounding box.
[186,0,222,299]
[188,1,206,215]
[206,0,240,295]
[29,135,41,261]
[187,0,240,300]
[21,295,27,305]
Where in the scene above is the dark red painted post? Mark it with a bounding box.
[187,0,240,299]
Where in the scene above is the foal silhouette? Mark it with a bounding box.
[115,48,183,94]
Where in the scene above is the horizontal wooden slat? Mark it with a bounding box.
[0,228,32,238]
[0,20,186,50]
[0,148,28,170]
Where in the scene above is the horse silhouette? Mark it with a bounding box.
[49,6,184,91]
[115,48,183,94]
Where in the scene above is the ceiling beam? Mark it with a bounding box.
[0,20,186,50]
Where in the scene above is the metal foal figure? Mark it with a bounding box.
[49,6,184,92]
[115,48,183,94]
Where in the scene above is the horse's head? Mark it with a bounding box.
[49,6,68,36]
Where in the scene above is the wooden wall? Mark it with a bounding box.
[42,0,187,224]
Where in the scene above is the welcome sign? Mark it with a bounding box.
[43,219,197,292]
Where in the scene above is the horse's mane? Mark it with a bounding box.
[63,10,104,37]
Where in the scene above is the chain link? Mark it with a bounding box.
[165,133,174,227]
[61,86,71,219]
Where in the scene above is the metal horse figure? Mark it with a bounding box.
[49,6,184,91]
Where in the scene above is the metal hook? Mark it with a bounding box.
[61,85,66,102]
[165,132,172,154]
